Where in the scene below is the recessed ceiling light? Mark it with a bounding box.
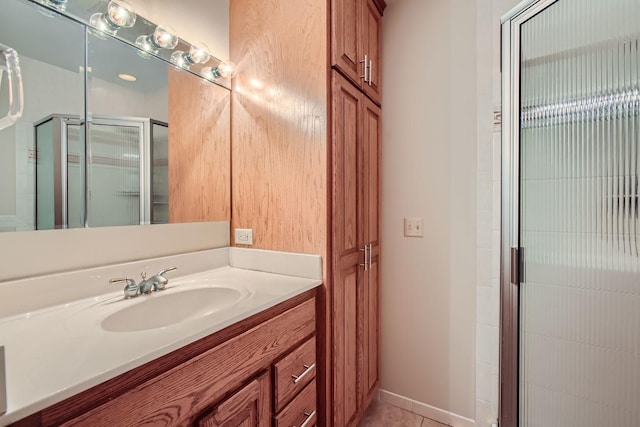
[118,73,137,82]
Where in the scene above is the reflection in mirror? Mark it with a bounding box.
[86,31,168,227]
[0,0,85,232]
[0,0,231,232]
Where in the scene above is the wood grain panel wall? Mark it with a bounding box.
[168,69,231,223]
[230,0,328,260]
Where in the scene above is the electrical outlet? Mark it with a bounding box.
[404,218,424,237]
[234,228,254,245]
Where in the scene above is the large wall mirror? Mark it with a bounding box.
[0,0,231,233]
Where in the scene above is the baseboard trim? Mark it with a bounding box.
[378,389,476,427]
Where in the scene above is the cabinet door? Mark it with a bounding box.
[198,373,270,427]
[361,96,381,404]
[361,0,382,105]
[331,71,365,427]
[332,0,363,87]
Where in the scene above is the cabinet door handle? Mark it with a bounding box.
[359,246,369,271]
[360,54,369,82]
[368,243,373,266]
[291,363,316,384]
[368,59,373,85]
[294,410,317,427]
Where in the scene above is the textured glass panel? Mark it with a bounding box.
[87,123,141,227]
[66,123,84,228]
[35,119,55,230]
[520,0,640,426]
[151,122,168,224]
[86,29,168,228]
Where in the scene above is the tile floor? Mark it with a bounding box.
[359,400,449,427]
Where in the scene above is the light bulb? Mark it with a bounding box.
[135,35,158,54]
[202,61,237,81]
[171,42,210,70]
[215,61,237,78]
[135,25,177,56]
[170,51,189,69]
[153,25,178,49]
[90,0,136,36]
[45,0,67,10]
[201,67,216,81]
[107,0,136,28]
[187,42,210,64]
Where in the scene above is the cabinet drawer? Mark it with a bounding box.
[273,337,316,411]
[274,379,317,427]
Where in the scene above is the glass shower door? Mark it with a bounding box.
[35,116,84,230]
[87,119,143,227]
[518,0,640,426]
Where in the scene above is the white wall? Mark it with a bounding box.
[382,0,526,425]
[381,0,477,422]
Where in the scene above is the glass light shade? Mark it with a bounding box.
[152,25,178,50]
[45,0,67,10]
[89,12,117,35]
[135,35,158,55]
[215,61,237,78]
[170,51,189,69]
[200,67,216,81]
[106,0,136,28]
[201,61,237,81]
[188,42,210,64]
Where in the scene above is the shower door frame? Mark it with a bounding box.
[499,1,558,426]
[87,115,149,226]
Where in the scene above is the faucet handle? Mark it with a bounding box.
[109,277,139,299]
[152,266,177,291]
[157,266,177,276]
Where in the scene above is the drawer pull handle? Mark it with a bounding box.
[291,363,316,384]
[294,410,316,427]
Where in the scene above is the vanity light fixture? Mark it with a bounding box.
[201,61,237,81]
[170,42,211,70]
[89,0,137,36]
[134,25,179,55]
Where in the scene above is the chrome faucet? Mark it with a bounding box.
[138,266,178,294]
[150,266,178,291]
[109,266,177,298]
[109,277,139,298]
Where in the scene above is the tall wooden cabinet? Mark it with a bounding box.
[331,0,383,104]
[331,69,381,426]
[229,0,384,425]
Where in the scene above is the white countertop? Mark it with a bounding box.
[0,248,322,426]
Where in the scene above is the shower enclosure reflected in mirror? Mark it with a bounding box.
[0,0,230,232]
[35,115,168,229]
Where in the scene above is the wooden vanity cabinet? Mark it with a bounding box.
[273,337,317,427]
[10,291,317,427]
[331,0,384,105]
[197,373,271,427]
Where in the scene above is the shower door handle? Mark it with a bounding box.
[510,247,524,285]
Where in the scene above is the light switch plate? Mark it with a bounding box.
[234,228,254,245]
[404,218,424,237]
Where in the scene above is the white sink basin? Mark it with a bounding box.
[101,287,243,332]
